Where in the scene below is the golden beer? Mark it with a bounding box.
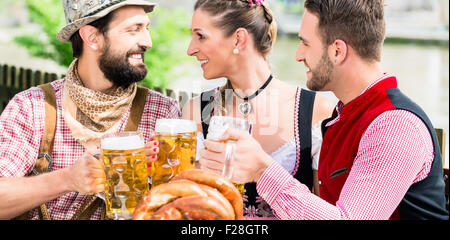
[101,132,148,220]
[207,116,251,195]
[234,182,246,196]
[152,119,197,187]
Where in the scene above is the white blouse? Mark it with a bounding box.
[196,121,323,172]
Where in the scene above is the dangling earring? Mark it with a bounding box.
[233,48,239,54]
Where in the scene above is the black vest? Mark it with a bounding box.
[386,88,448,220]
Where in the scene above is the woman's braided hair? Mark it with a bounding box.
[194,0,277,59]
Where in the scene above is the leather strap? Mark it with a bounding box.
[34,83,58,220]
[125,85,148,131]
[70,195,106,220]
[35,83,57,175]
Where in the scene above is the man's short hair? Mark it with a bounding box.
[304,0,385,62]
[69,11,116,58]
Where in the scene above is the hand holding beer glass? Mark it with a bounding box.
[205,116,251,194]
[101,131,148,220]
[151,119,197,186]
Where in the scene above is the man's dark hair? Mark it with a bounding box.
[70,12,116,58]
[304,0,385,62]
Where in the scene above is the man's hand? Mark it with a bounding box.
[66,151,105,195]
[199,128,274,184]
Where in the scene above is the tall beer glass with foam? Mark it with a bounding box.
[152,119,197,186]
[101,131,148,220]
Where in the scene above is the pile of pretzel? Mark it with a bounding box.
[132,169,243,220]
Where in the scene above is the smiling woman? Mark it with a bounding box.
[181,0,334,219]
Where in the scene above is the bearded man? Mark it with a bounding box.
[0,0,180,219]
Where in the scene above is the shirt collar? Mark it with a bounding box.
[326,73,393,127]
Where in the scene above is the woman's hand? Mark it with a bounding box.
[145,134,159,176]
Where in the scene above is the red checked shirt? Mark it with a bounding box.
[0,79,181,220]
[256,74,434,220]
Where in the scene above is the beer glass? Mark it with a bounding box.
[101,131,148,220]
[152,119,197,186]
[206,116,252,194]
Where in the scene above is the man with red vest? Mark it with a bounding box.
[199,0,449,219]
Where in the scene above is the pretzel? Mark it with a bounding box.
[172,169,244,220]
[132,169,243,220]
[198,184,235,220]
[151,195,233,220]
[132,179,207,220]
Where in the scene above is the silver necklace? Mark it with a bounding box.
[233,74,273,116]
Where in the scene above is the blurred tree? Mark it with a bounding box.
[276,0,304,15]
[13,0,72,66]
[0,0,14,11]
[13,0,190,90]
[143,7,191,89]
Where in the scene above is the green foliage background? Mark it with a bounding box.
[13,0,190,90]
[276,0,304,15]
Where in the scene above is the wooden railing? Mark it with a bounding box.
[0,64,196,114]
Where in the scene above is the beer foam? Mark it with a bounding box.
[207,116,249,140]
[206,117,228,140]
[155,119,197,134]
[206,127,226,141]
[101,134,144,150]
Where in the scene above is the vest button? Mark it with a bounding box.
[318,180,322,185]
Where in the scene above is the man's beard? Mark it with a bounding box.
[306,52,334,91]
[98,40,148,89]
